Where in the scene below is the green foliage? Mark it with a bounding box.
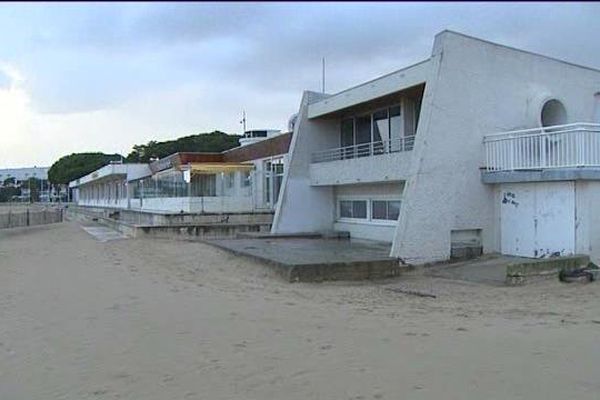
[25,177,41,202]
[0,186,20,202]
[3,177,15,186]
[48,153,123,184]
[47,131,241,184]
[125,131,240,163]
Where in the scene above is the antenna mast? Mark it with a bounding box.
[240,110,247,135]
[322,57,325,93]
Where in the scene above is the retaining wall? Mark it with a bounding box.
[0,208,64,229]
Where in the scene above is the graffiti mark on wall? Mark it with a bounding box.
[502,191,519,207]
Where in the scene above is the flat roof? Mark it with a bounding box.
[307,59,430,118]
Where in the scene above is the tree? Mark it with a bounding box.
[48,153,123,184]
[125,131,241,163]
[0,186,20,202]
[3,177,15,186]
[25,177,41,202]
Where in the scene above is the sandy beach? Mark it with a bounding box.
[0,221,599,399]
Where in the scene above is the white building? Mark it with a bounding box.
[272,30,600,264]
[70,131,291,214]
[0,166,54,201]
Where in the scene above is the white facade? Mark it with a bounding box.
[273,30,600,264]
[70,163,151,209]
[70,150,289,214]
[0,167,48,184]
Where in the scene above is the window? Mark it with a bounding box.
[339,104,415,157]
[389,106,403,152]
[241,171,251,187]
[338,198,401,223]
[341,118,354,147]
[372,109,389,154]
[224,172,235,189]
[339,200,367,219]
[355,115,371,145]
[372,200,401,221]
[191,174,216,197]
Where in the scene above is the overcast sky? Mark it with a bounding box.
[1,2,600,167]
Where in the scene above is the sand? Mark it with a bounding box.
[0,221,599,399]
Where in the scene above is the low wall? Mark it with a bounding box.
[0,208,64,229]
[505,254,590,285]
[66,206,273,241]
[69,205,273,226]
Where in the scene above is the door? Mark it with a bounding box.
[500,182,574,258]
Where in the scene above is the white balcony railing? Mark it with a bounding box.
[311,136,416,164]
[483,123,600,172]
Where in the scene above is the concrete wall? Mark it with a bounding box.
[135,196,255,214]
[392,31,600,263]
[575,181,600,264]
[498,181,575,258]
[310,151,411,186]
[0,208,63,229]
[272,91,339,233]
[333,182,403,242]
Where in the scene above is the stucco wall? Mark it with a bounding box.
[332,182,403,242]
[575,181,600,264]
[310,151,412,186]
[139,196,254,214]
[392,31,600,264]
[272,91,339,233]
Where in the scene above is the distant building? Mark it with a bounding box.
[69,131,291,213]
[0,166,56,202]
[272,30,600,264]
[0,167,48,185]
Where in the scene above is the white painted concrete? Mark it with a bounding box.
[138,196,254,214]
[309,151,411,186]
[308,60,431,119]
[272,91,338,233]
[393,30,600,263]
[275,30,600,263]
[499,182,574,258]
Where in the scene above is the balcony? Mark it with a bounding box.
[309,136,415,186]
[311,136,415,164]
[482,123,600,183]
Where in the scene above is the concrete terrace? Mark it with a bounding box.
[206,237,401,282]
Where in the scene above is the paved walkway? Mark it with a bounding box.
[80,224,128,242]
[425,255,531,285]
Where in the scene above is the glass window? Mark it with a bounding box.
[225,172,235,189]
[241,171,251,187]
[352,200,367,219]
[339,200,367,219]
[191,174,216,197]
[341,118,354,147]
[355,115,371,145]
[372,109,389,154]
[388,200,401,220]
[372,109,389,143]
[371,199,401,221]
[372,200,387,220]
[339,200,352,218]
[389,106,402,152]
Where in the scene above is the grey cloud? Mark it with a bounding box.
[4,3,600,116]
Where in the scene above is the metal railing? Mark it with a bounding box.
[311,136,416,164]
[483,123,600,172]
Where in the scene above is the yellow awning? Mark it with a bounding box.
[187,163,254,174]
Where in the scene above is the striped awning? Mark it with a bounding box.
[186,163,254,174]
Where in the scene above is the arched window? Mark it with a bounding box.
[540,99,567,127]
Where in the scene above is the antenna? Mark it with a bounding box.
[240,110,247,135]
[321,57,325,93]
